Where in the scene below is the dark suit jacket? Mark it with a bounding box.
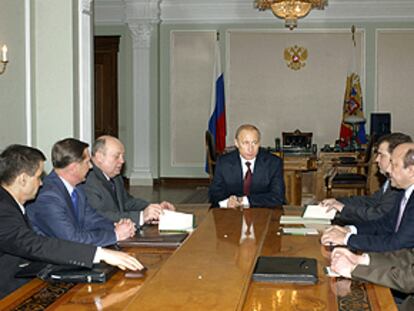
[352,248,414,311]
[26,171,116,247]
[347,191,414,252]
[0,186,96,299]
[208,149,285,207]
[80,164,149,223]
[336,181,402,224]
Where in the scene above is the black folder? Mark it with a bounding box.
[252,256,318,284]
[15,262,116,283]
[118,232,188,248]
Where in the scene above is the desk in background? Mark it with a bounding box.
[282,154,317,205]
[1,205,396,311]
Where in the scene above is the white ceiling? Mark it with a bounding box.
[94,0,414,25]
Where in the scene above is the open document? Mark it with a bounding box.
[280,204,335,227]
[302,204,337,220]
[158,210,194,232]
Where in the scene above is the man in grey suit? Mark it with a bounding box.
[321,132,412,224]
[331,247,414,310]
[82,135,175,226]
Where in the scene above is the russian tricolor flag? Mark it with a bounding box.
[208,41,226,156]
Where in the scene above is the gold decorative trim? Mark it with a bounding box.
[12,282,75,310]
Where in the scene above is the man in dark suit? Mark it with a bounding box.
[209,124,285,208]
[81,135,175,225]
[27,138,136,247]
[330,247,414,311]
[0,145,142,299]
[321,143,414,252]
[321,133,412,224]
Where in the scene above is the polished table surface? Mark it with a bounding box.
[1,205,397,311]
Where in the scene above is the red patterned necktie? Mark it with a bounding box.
[243,161,253,196]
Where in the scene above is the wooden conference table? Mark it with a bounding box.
[1,205,396,311]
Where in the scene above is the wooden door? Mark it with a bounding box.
[94,36,120,138]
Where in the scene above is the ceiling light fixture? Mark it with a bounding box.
[255,0,328,30]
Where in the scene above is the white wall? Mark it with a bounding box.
[226,30,364,148]
[0,0,27,149]
[377,29,414,139]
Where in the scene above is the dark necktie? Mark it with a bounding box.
[243,161,253,196]
[109,178,116,193]
[71,189,79,220]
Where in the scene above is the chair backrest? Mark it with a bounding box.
[205,131,217,181]
[205,131,216,162]
[366,141,384,193]
[282,129,312,149]
[362,136,375,164]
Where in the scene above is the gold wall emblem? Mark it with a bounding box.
[284,45,308,70]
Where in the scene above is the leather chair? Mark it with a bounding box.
[325,141,375,198]
[205,131,217,182]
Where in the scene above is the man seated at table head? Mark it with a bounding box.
[81,135,175,227]
[0,144,142,299]
[321,143,414,252]
[321,132,412,225]
[330,247,414,311]
[27,138,136,247]
[209,124,285,208]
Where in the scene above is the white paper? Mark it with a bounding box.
[303,204,337,220]
[325,266,341,277]
[282,227,319,235]
[158,210,194,232]
[280,215,331,225]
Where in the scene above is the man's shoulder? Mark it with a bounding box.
[39,172,62,193]
[218,150,239,163]
[258,149,281,163]
[84,167,101,184]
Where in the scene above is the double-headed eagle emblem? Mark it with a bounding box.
[284,45,308,70]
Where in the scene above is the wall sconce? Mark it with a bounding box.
[0,45,8,75]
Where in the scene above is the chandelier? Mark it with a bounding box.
[255,0,328,30]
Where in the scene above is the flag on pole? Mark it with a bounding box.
[339,30,367,147]
[207,41,226,160]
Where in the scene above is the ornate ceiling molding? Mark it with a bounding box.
[129,23,154,48]
[94,0,414,25]
[94,0,161,25]
[125,0,160,24]
[81,0,93,15]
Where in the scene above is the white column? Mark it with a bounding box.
[78,0,94,145]
[126,0,160,185]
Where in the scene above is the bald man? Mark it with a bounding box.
[81,136,174,227]
[322,143,414,252]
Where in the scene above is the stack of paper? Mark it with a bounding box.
[282,227,319,236]
[280,216,331,225]
[158,210,194,232]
